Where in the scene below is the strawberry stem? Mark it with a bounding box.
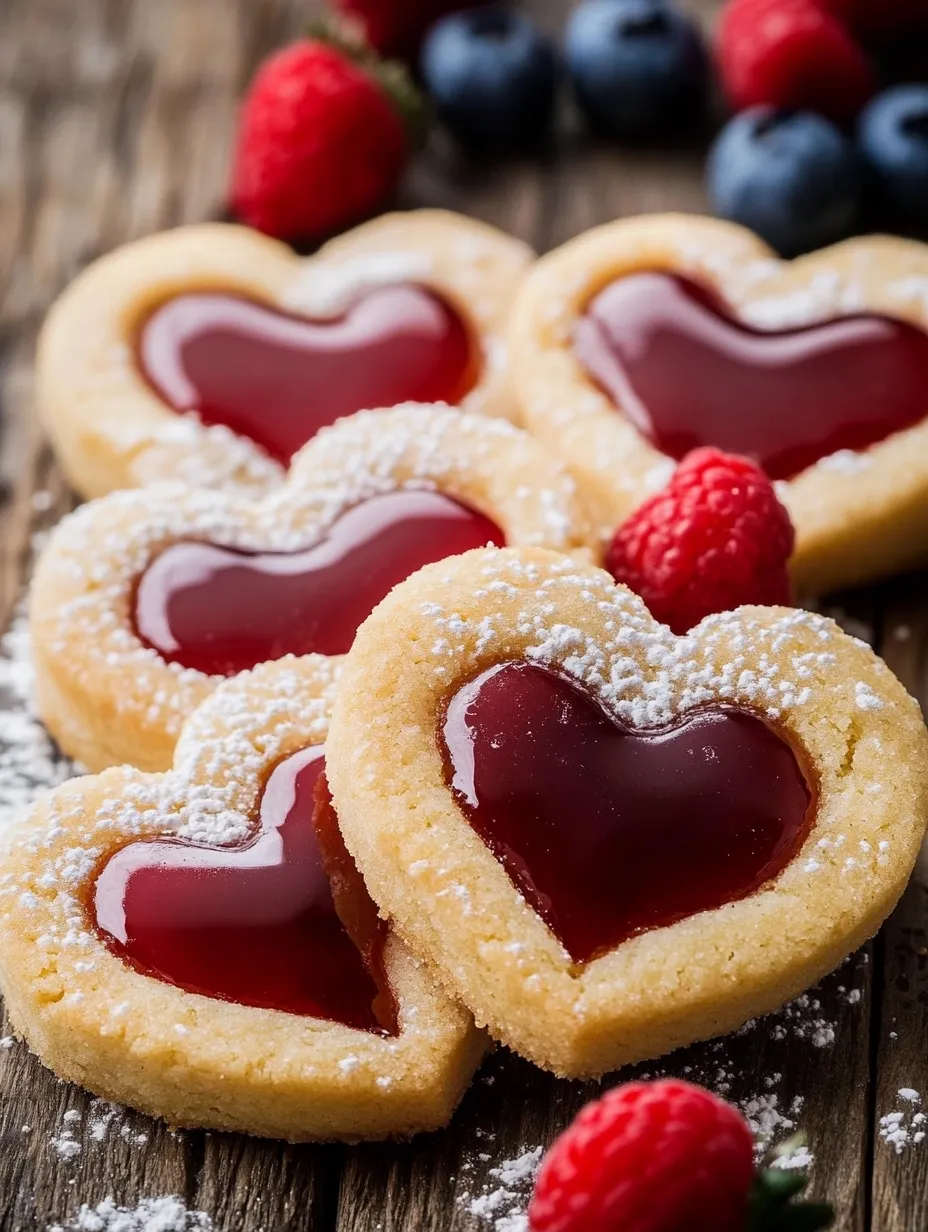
[307,16,429,147]
[746,1165,834,1231]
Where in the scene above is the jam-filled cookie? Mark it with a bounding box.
[326,546,928,1077]
[38,210,533,499]
[509,213,928,594]
[0,656,485,1141]
[31,404,594,774]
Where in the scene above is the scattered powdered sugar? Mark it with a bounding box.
[0,609,79,835]
[49,1196,211,1231]
[765,993,839,1048]
[51,1131,82,1160]
[879,1091,927,1154]
[771,1143,815,1171]
[0,658,336,969]
[37,408,584,746]
[459,1145,544,1232]
[131,417,283,493]
[739,1093,807,1157]
[855,681,885,712]
[282,252,435,317]
[48,1103,152,1162]
[419,550,890,730]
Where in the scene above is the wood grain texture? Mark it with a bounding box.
[1,0,927,1228]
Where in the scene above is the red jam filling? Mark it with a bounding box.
[441,661,814,964]
[133,489,505,676]
[573,270,928,480]
[92,747,397,1033]
[137,286,480,464]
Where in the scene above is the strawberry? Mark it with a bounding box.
[230,35,422,242]
[716,0,875,123]
[528,1080,833,1232]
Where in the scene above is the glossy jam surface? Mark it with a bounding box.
[573,271,928,479]
[442,662,813,963]
[93,747,397,1031]
[138,286,479,464]
[134,490,505,676]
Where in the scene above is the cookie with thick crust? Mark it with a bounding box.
[30,404,594,773]
[327,546,928,1077]
[0,656,486,1142]
[38,210,533,499]
[509,213,928,594]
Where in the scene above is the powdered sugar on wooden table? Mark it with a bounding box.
[48,1196,211,1231]
[0,610,78,834]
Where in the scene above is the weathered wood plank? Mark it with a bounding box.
[194,1135,342,1232]
[869,576,928,1231]
[0,1010,194,1231]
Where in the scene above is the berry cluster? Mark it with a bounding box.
[228,0,928,251]
[528,1079,833,1232]
[710,0,928,254]
[229,1,718,240]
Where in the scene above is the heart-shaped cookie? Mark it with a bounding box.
[326,546,928,1077]
[31,404,594,773]
[0,656,486,1141]
[37,210,533,499]
[508,214,928,594]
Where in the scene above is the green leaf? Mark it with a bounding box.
[746,1166,834,1231]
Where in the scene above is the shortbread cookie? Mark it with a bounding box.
[38,210,533,499]
[327,546,928,1077]
[509,213,928,594]
[0,656,486,1141]
[31,404,594,774]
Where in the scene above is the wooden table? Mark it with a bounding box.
[2,1,928,1228]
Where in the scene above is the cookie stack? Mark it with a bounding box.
[2,208,928,1142]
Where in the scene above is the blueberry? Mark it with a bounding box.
[564,0,708,139]
[858,85,928,231]
[420,7,558,152]
[707,107,862,256]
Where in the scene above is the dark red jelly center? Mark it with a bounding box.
[134,489,505,676]
[573,271,928,480]
[137,286,479,464]
[442,661,814,964]
[92,747,397,1032]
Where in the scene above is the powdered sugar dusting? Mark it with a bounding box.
[418,549,886,729]
[458,1145,543,1232]
[879,1096,927,1154]
[37,408,586,744]
[282,252,435,317]
[47,1102,152,1163]
[132,417,283,493]
[771,1143,815,1171]
[0,609,79,834]
[0,658,337,959]
[48,1196,211,1231]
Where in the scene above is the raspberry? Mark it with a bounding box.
[606,448,795,634]
[230,39,415,242]
[528,1080,755,1232]
[717,0,875,123]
